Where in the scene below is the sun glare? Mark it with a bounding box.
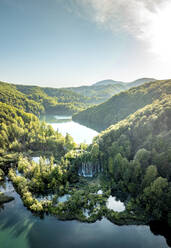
[149,2,171,63]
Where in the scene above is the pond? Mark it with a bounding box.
[106,196,125,212]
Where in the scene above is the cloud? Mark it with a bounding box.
[69,0,171,78]
[72,0,169,38]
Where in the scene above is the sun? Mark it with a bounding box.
[149,2,171,63]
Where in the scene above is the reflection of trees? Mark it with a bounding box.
[0,180,36,240]
[0,204,5,212]
[149,221,171,247]
[0,204,35,239]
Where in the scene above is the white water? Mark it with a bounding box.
[58,194,71,203]
[32,157,50,164]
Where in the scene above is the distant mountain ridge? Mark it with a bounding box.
[73,79,171,131]
[92,79,124,87]
[127,78,156,88]
[67,77,156,104]
[92,78,156,87]
[0,77,157,117]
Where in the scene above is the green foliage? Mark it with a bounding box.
[134,148,150,170]
[0,102,76,161]
[73,79,171,131]
[15,84,92,115]
[87,94,171,224]
[0,168,5,181]
[67,83,127,105]
[0,78,171,227]
[142,177,169,219]
[0,81,44,116]
[142,165,158,188]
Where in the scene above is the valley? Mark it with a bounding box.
[0,79,170,247]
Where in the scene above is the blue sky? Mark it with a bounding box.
[0,0,170,87]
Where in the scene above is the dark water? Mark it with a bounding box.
[0,180,170,248]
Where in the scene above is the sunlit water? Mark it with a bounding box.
[46,115,99,144]
[0,117,170,248]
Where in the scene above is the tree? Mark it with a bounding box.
[134,148,150,170]
[142,177,169,218]
[142,165,158,188]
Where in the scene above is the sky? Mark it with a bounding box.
[0,0,171,87]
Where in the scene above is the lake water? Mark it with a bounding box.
[0,180,169,248]
[0,116,170,248]
[46,115,99,144]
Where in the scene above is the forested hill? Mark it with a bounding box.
[88,94,171,225]
[66,83,126,104]
[0,81,125,116]
[66,78,155,104]
[0,78,155,117]
[0,81,92,116]
[0,81,44,116]
[73,79,171,131]
[15,84,90,115]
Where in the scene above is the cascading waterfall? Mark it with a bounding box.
[78,162,102,177]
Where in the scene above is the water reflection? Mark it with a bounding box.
[42,115,99,144]
[0,184,170,248]
[28,218,169,248]
[0,150,170,246]
[0,181,34,248]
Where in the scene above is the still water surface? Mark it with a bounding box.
[0,117,170,248]
[46,115,99,144]
[0,181,169,248]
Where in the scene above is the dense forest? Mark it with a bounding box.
[84,94,171,226]
[0,81,44,116]
[67,78,155,104]
[0,78,170,239]
[73,79,171,131]
[0,78,154,117]
[0,102,76,159]
[0,81,90,116]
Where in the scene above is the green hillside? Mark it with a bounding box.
[0,102,76,159]
[67,78,155,104]
[0,81,44,116]
[0,81,91,116]
[73,79,171,131]
[15,84,90,115]
[0,78,156,117]
[67,83,126,104]
[86,94,171,225]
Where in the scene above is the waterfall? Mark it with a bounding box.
[78,162,102,177]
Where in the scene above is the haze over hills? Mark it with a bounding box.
[73,79,171,131]
[92,78,156,87]
[0,77,156,116]
[127,78,156,88]
[92,79,124,87]
[66,77,155,104]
